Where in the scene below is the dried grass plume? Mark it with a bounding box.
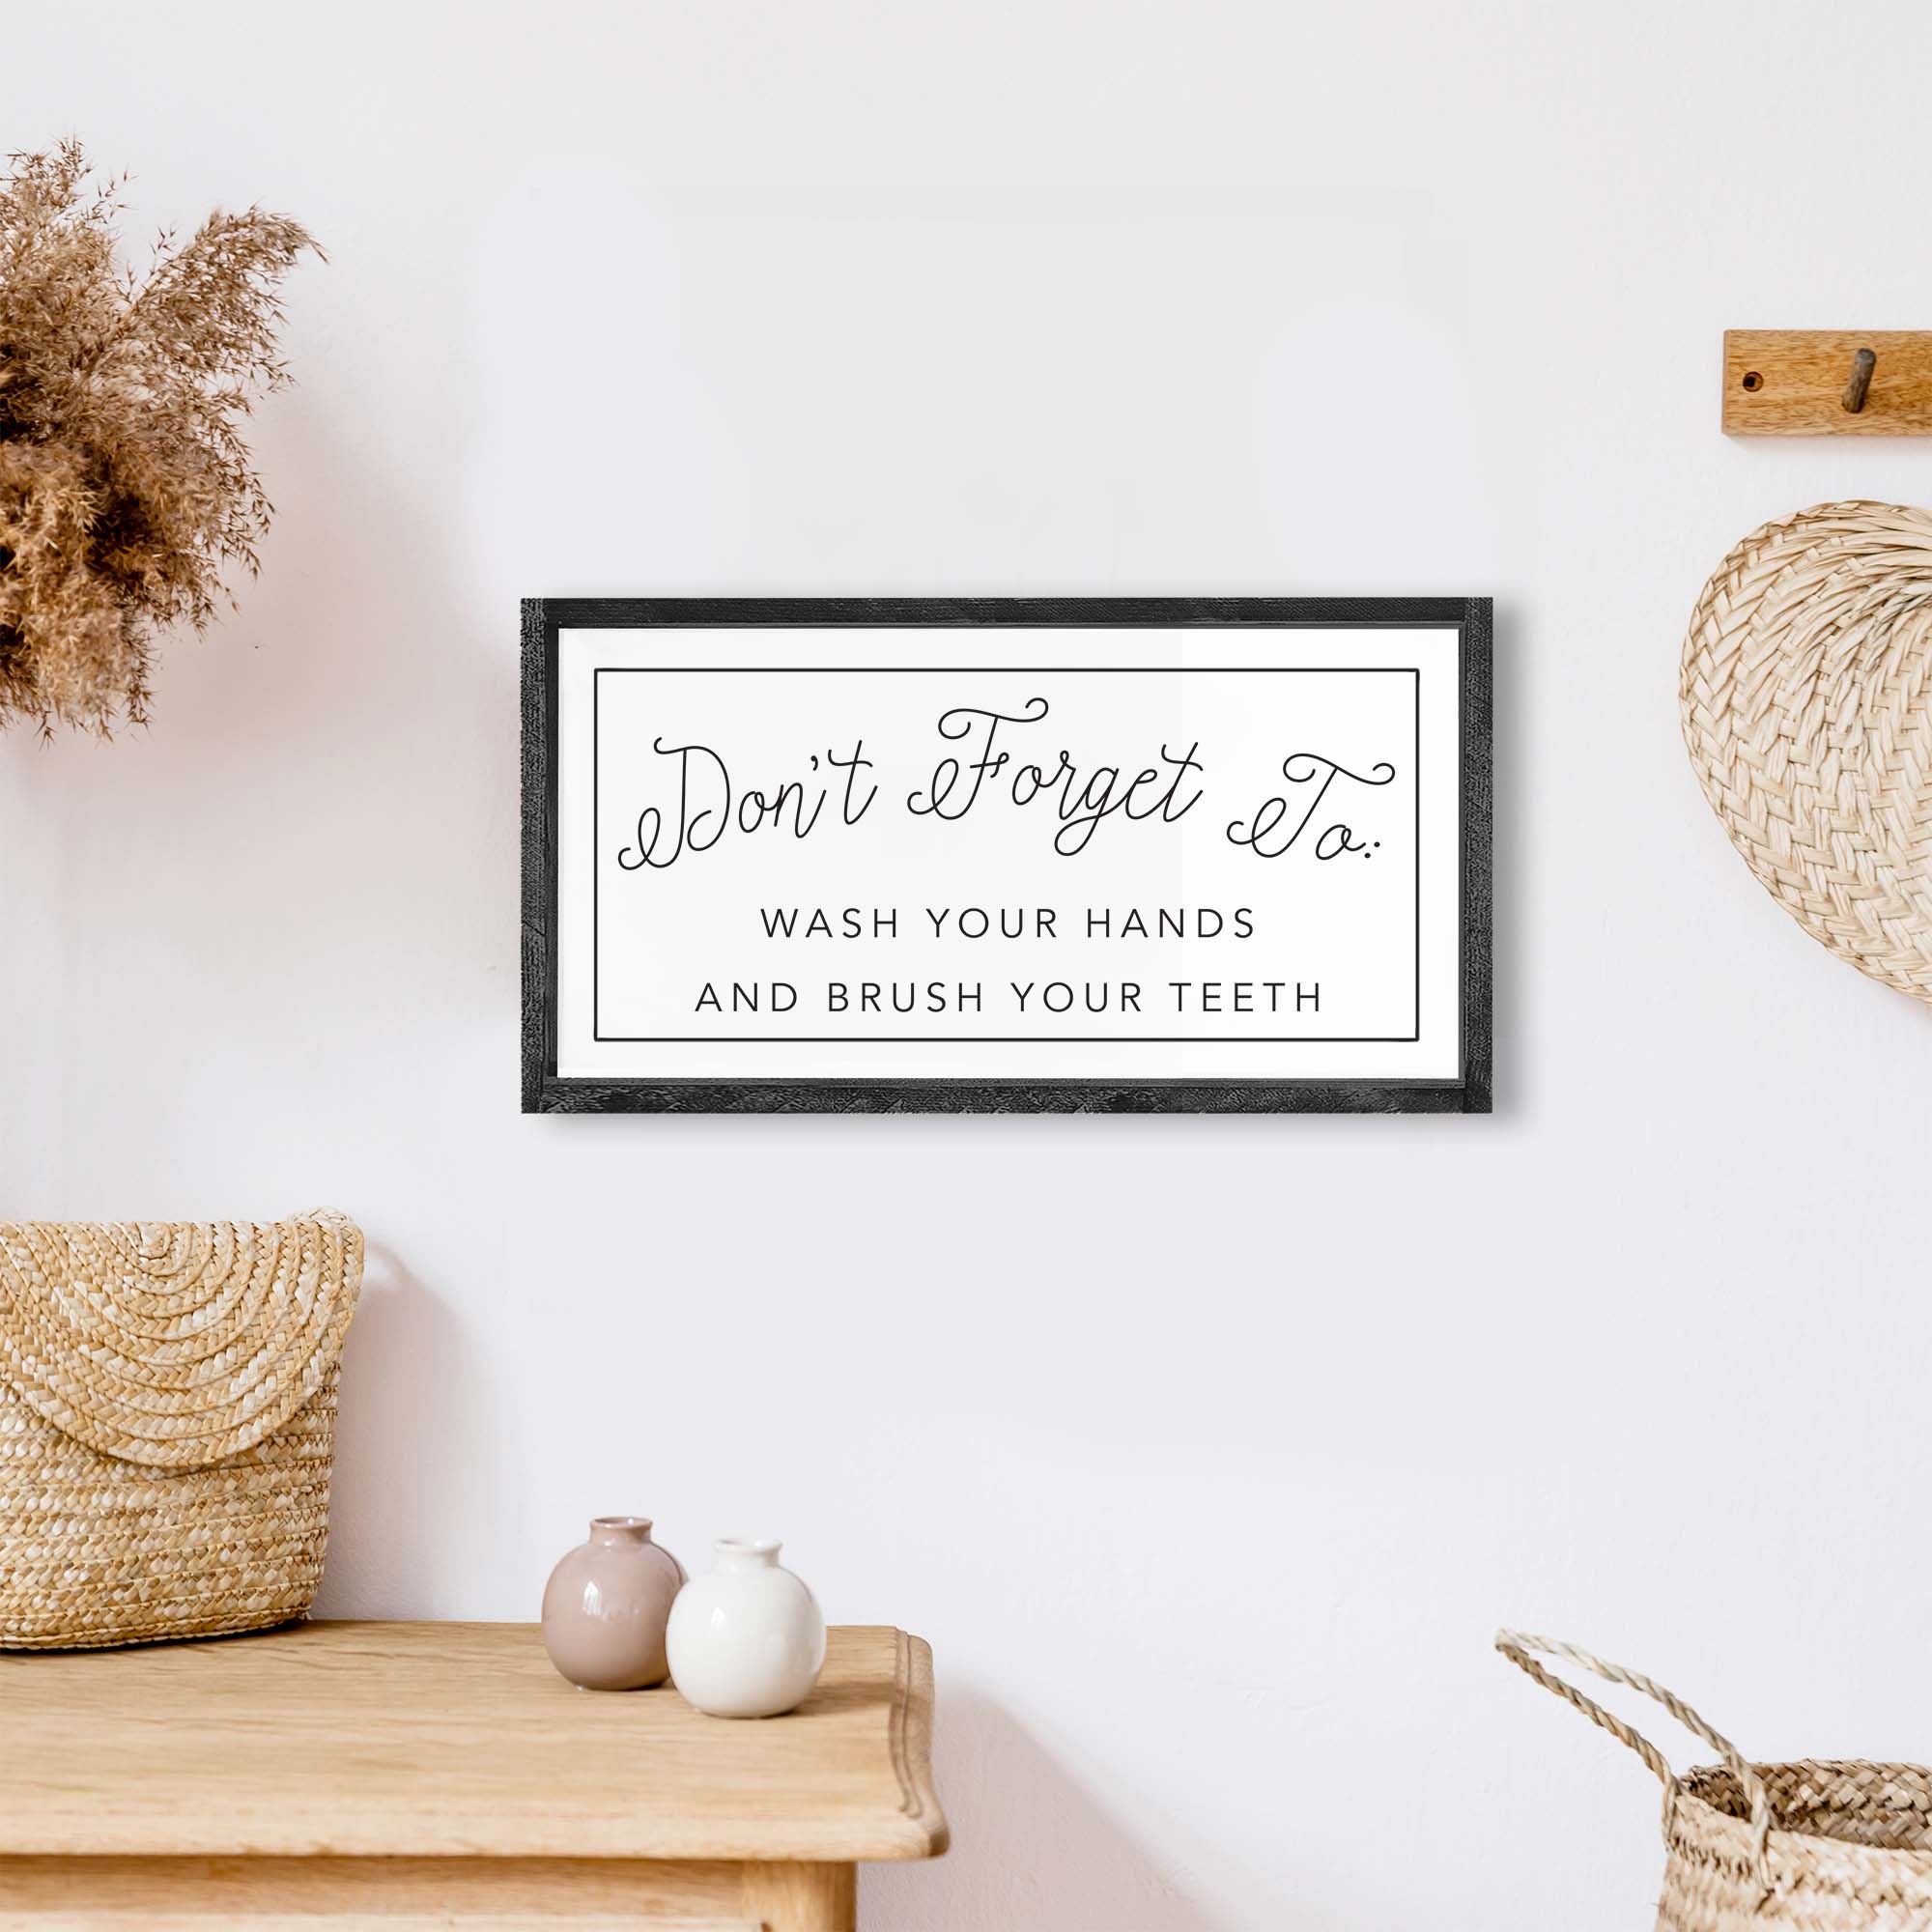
[0,142,320,734]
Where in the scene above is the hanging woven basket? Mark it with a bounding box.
[1680,498,1932,1003]
[1500,1632,1932,1930]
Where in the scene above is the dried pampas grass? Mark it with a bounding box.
[0,142,320,735]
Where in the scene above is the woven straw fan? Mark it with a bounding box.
[1681,499,1932,1003]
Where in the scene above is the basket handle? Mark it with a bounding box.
[1495,1631,1773,1889]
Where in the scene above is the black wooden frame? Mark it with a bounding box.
[522,597,1492,1115]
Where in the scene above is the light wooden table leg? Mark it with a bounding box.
[736,1861,856,1932]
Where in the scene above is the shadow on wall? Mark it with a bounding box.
[315,1239,485,1620]
[864,1688,1221,1932]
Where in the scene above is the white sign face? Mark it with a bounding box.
[536,611,1483,1104]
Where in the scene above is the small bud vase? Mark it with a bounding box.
[666,1538,826,1719]
[541,1516,686,1691]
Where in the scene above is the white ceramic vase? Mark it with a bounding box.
[666,1538,826,1719]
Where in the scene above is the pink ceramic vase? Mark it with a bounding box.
[541,1516,686,1690]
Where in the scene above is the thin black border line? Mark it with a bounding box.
[593,666,599,1064]
[520,597,1492,1116]
[591,664,1421,1046]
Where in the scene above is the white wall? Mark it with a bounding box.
[7,4,1932,1925]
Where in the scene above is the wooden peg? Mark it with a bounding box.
[1724,331,1932,435]
[1842,347,1877,413]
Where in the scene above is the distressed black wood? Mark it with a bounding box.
[520,597,559,1113]
[520,597,1493,1116]
[1458,597,1493,1117]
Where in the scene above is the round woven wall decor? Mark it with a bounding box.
[1681,498,1932,1003]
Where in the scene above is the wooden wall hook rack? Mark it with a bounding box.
[1724,331,1932,436]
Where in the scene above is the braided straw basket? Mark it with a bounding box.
[0,1210,361,1650]
[1500,1632,1932,1929]
[1681,499,1932,1003]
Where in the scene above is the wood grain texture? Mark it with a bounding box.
[0,1855,776,1926]
[737,1861,855,1932]
[0,1855,860,1928]
[0,1855,854,1932]
[0,1622,947,1863]
[0,1920,750,1931]
[1723,331,1932,434]
[519,596,1494,1115]
[0,1921,750,1932]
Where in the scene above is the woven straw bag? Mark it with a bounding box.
[0,1210,361,1650]
[1501,1632,1932,1929]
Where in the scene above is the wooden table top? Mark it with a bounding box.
[0,1620,947,1863]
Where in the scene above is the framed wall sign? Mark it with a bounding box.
[522,598,1491,1114]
